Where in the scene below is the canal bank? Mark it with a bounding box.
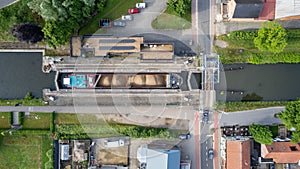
[0,50,55,99]
[216,64,300,102]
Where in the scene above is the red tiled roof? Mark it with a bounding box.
[258,0,276,20]
[261,142,300,163]
[226,140,251,169]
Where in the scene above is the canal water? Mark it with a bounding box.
[0,52,55,99]
[216,64,300,102]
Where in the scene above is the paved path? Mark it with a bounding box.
[0,0,18,8]
[219,107,285,126]
[0,105,196,120]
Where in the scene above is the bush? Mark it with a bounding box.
[227,31,258,40]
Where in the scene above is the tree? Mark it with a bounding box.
[254,22,287,54]
[167,0,192,16]
[249,124,273,144]
[11,23,44,43]
[24,92,34,100]
[278,100,300,143]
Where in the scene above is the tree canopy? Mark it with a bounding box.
[253,22,287,54]
[249,124,273,144]
[167,0,192,16]
[27,0,97,48]
[278,100,300,143]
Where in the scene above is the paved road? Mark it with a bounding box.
[201,137,213,169]
[219,107,285,126]
[0,0,18,8]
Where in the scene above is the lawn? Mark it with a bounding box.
[0,112,11,129]
[152,3,191,30]
[152,13,191,30]
[0,135,42,169]
[79,0,142,35]
[216,29,300,64]
[22,113,51,129]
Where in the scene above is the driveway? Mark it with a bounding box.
[0,0,18,8]
[219,107,285,126]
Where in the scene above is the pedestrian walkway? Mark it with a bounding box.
[0,0,18,8]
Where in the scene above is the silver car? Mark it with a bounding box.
[208,148,214,160]
[113,21,126,27]
[121,15,133,21]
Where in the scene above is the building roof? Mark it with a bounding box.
[261,142,300,163]
[233,0,264,18]
[275,0,300,19]
[226,139,251,169]
[140,148,180,169]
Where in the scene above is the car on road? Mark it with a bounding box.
[208,148,214,160]
[203,109,209,123]
[121,15,133,21]
[128,8,139,14]
[113,21,126,27]
[179,133,191,140]
[136,2,147,8]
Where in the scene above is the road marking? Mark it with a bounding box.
[207,163,209,167]
[206,158,208,161]
[206,146,208,150]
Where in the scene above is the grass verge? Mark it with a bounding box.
[0,98,47,106]
[217,101,288,112]
[152,2,191,30]
[0,112,11,129]
[79,0,142,35]
[152,13,191,29]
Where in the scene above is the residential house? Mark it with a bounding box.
[261,142,300,164]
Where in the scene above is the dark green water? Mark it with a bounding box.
[0,52,55,99]
[216,64,300,101]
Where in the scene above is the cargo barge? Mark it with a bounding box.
[56,73,181,90]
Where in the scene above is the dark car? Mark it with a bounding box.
[208,148,214,160]
[203,109,209,123]
[179,133,191,140]
[270,163,275,169]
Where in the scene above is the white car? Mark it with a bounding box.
[121,15,133,21]
[136,2,146,8]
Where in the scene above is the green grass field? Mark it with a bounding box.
[22,113,51,129]
[79,0,142,35]
[151,3,191,30]
[0,136,41,169]
[0,98,47,106]
[0,112,11,129]
[152,13,191,30]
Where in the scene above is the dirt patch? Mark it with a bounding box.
[97,145,128,166]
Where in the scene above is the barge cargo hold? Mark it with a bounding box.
[56,73,181,90]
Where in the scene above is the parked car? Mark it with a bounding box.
[203,109,209,123]
[113,21,126,27]
[128,8,139,14]
[270,163,275,169]
[99,19,111,27]
[179,133,191,140]
[121,15,133,21]
[208,148,214,160]
[136,2,147,8]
